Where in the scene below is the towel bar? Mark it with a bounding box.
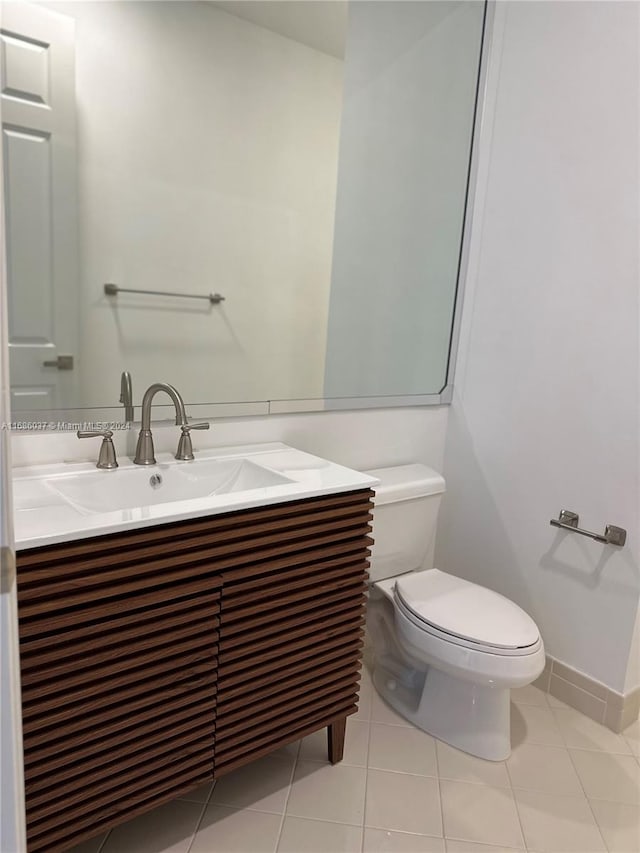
[104,283,225,305]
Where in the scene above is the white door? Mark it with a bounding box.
[1,1,78,415]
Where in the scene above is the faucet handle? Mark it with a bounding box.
[175,422,210,461]
[77,430,118,469]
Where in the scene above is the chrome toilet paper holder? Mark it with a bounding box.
[550,510,627,547]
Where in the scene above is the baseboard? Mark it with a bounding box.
[544,656,640,733]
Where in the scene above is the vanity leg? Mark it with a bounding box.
[327,716,347,764]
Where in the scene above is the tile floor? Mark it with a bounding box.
[70,671,640,853]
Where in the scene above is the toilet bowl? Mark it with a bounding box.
[365,464,545,761]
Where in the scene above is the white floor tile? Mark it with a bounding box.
[365,769,442,837]
[371,692,414,727]
[191,805,281,853]
[553,707,634,754]
[506,743,583,795]
[177,781,213,804]
[277,816,362,853]
[569,749,640,804]
[368,722,438,776]
[68,834,110,853]
[59,668,640,853]
[589,798,640,853]
[440,781,524,849]
[511,703,564,748]
[269,740,301,762]
[210,755,294,814]
[436,741,510,788]
[100,799,204,853]
[445,841,523,853]
[511,685,550,707]
[623,719,640,757]
[286,761,367,825]
[363,827,445,852]
[513,789,606,852]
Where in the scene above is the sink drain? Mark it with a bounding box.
[149,474,163,488]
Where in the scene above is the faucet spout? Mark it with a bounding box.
[134,382,189,465]
[120,371,134,423]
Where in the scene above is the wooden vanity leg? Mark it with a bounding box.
[327,716,347,764]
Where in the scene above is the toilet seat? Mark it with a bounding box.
[394,569,541,657]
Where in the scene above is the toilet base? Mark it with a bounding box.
[373,663,511,761]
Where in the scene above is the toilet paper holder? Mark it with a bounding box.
[550,510,627,547]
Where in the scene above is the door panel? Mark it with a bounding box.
[1,3,78,413]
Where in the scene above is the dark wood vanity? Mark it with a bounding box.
[15,489,372,852]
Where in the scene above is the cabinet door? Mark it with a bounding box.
[17,525,221,853]
[213,489,372,776]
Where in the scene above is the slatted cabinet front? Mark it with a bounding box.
[214,489,372,776]
[16,489,373,852]
[17,521,223,853]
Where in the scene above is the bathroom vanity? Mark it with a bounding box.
[13,444,376,852]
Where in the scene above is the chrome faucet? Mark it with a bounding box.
[133,383,209,465]
[120,371,134,423]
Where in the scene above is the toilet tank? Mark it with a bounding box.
[364,463,446,584]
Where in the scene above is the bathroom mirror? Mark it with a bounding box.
[2,0,487,420]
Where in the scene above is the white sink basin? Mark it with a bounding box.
[45,458,293,514]
[12,442,378,549]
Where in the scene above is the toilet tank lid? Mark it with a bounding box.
[363,463,445,504]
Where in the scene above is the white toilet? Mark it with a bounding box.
[365,463,545,761]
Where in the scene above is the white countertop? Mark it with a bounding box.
[13,442,378,550]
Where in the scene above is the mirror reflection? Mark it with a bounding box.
[2,0,486,415]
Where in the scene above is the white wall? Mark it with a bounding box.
[44,0,342,407]
[436,1,640,694]
[325,0,484,398]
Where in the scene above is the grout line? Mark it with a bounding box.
[563,741,610,851]
[273,814,367,829]
[433,735,447,844]
[587,795,640,806]
[510,785,531,851]
[273,740,301,853]
[504,746,517,794]
[367,719,416,729]
[365,764,441,780]
[437,774,511,789]
[95,829,111,852]
[360,718,373,853]
[184,796,212,853]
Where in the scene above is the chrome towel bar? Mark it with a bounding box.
[550,510,626,547]
[104,283,225,304]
